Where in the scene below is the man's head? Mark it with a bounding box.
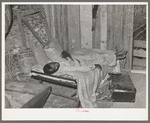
[43,62,60,75]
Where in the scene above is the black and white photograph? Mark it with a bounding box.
[2,2,148,121]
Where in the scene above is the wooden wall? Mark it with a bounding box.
[132,5,146,71]
[43,5,134,70]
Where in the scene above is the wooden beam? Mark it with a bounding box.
[80,5,92,49]
[122,5,134,70]
[68,5,80,53]
[134,40,146,48]
[133,49,146,57]
[100,5,107,50]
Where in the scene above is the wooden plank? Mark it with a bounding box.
[54,5,59,40]
[92,6,100,49]
[16,10,27,48]
[80,5,92,49]
[107,5,115,51]
[55,5,61,44]
[5,81,50,95]
[133,49,146,57]
[43,5,56,40]
[132,65,146,72]
[133,57,146,67]
[113,5,124,52]
[134,40,146,48]
[122,5,134,70]
[99,5,107,50]
[22,86,52,108]
[62,5,68,51]
[43,5,51,36]
[68,5,80,53]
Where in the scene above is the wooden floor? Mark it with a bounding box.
[5,72,146,108]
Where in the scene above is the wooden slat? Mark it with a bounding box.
[55,5,61,45]
[62,5,68,51]
[113,5,124,52]
[43,5,56,40]
[134,40,146,48]
[133,57,146,67]
[80,5,92,49]
[107,5,115,51]
[99,5,107,50]
[68,5,80,53]
[43,5,51,36]
[122,5,134,70]
[133,49,146,57]
[16,10,27,48]
[5,81,50,96]
[92,6,100,49]
[21,10,40,17]
[22,86,52,108]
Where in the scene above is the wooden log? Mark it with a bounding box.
[99,5,107,50]
[133,57,146,67]
[68,5,80,53]
[134,40,146,48]
[92,6,100,49]
[122,5,134,70]
[80,5,92,49]
[133,49,146,57]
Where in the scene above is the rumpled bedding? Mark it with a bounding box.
[31,48,121,108]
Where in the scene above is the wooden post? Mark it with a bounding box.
[99,5,107,50]
[122,5,134,70]
[68,5,80,53]
[80,5,92,49]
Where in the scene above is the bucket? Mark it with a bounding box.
[18,49,37,74]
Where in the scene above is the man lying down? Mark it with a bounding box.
[31,48,127,108]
